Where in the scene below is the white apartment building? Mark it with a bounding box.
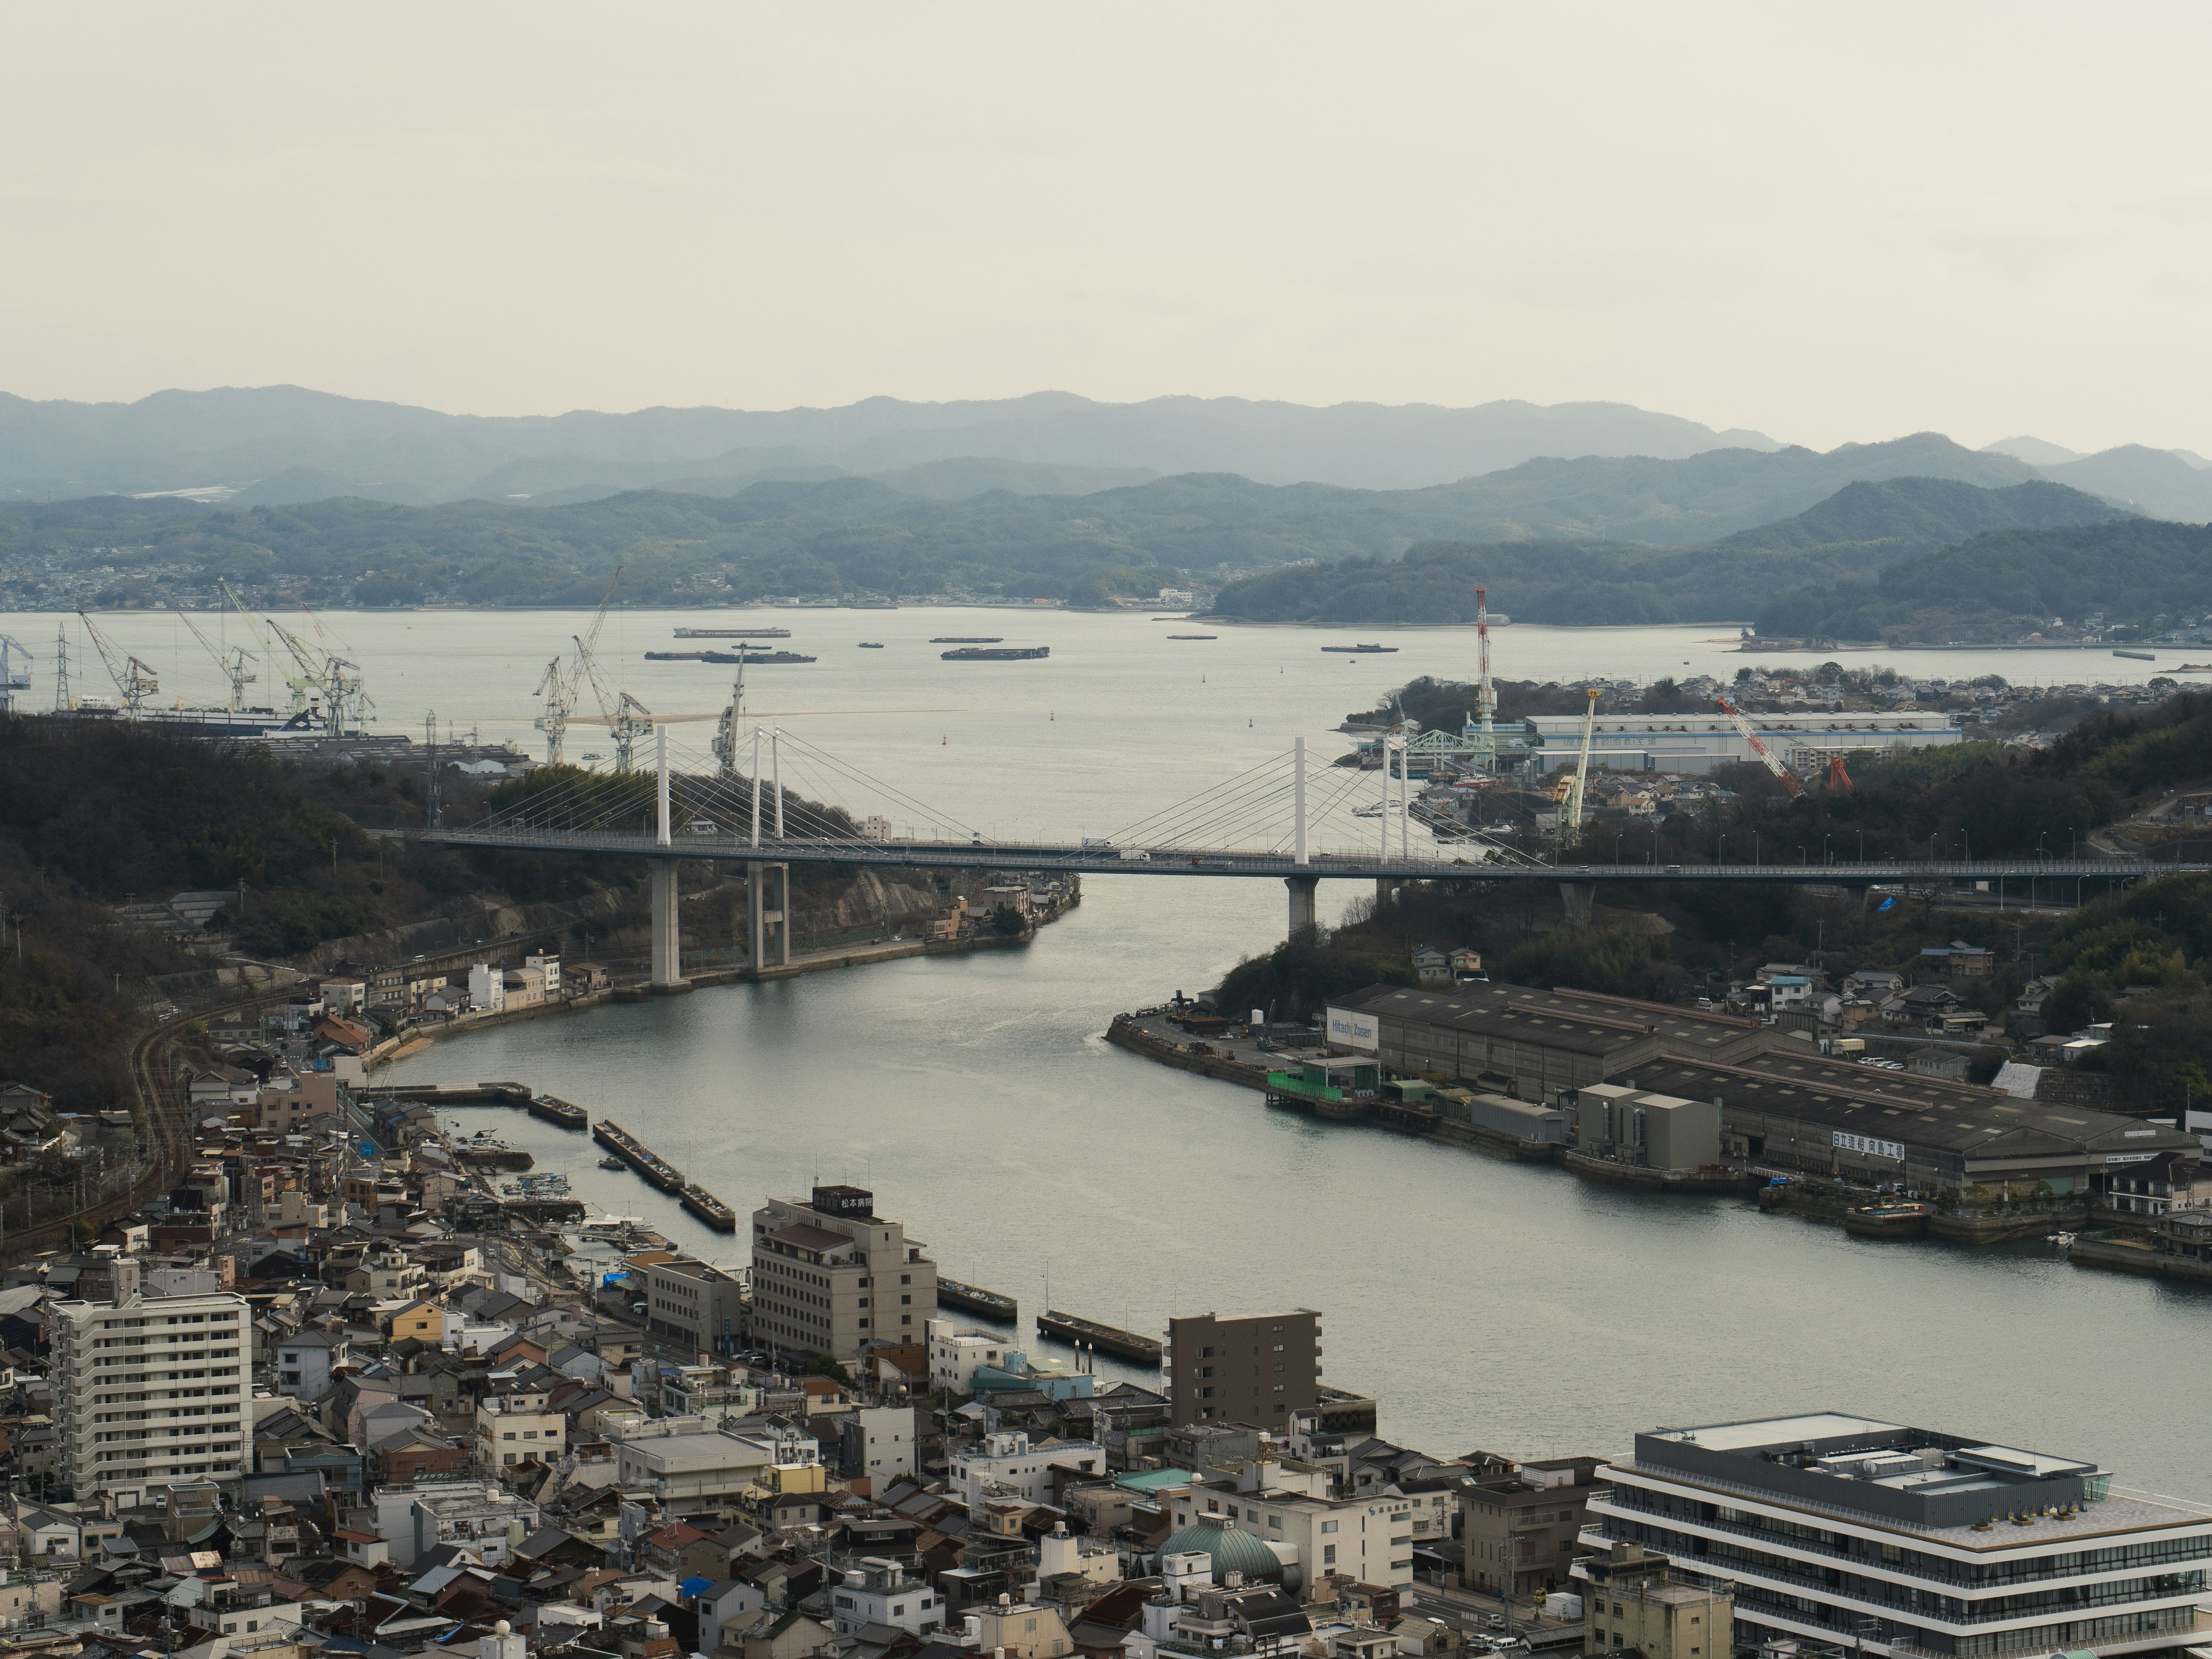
[927,1319,1013,1393]
[608,1416,808,1502]
[949,1430,1105,1507]
[525,952,562,996]
[467,963,504,1012]
[844,1404,919,1483]
[749,1184,937,1358]
[830,1559,944,1638]
[1164,1458,1416,1590]
[51,1262,249,1504]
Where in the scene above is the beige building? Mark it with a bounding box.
[475,1384,567,1474]
[1460,1455,1604,1599]
[1165,1309,1322,1428]
[749,1185,937,1360]
[641,1255,744,1354]
[1581,1541,1730,1659]
[1165,1457,1416,1590]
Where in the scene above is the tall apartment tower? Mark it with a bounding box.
[749,1185,937,1361]
[51,1259,251,1504]
[1166,1309,1322,1427]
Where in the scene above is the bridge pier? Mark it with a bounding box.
[748,862,789,974]
[1559,882,1595,927]
[1286,876,1319,943]
[648,860,690,993]
[1374,876,1393,911]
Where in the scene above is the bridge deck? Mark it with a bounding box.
[415,828,2203,884]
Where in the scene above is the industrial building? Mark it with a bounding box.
[1585,1412,2212,1658]
[1524,710,1961,775]
[1325,982,2196,1199]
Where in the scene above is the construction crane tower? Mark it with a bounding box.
[1716,695,1805,796]
[1556,687,1601,833]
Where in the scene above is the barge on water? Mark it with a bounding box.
[938,1277,1018,1321]
[675,626,791,638]
[592,1119,686,1194]
[942,645,1048,661]
[1036,1309,1162,1366]
[680,1184,738,1232]
[646,649,816,664]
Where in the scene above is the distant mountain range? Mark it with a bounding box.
[0,385,1778,502]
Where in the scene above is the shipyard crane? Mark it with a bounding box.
[1828,755,1855,793]
[711,647,751,777]
[74,612,160,717]
[0,633,30,714]
[1555,687,1600,832]
[1715,694,1805,796]
[168,606,257,711]
[575,638,652,771]
[260,615,370,737]
[533,567,621,766]
[217,579,298,713]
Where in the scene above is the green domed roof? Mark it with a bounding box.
[1160,1514,1285,1582]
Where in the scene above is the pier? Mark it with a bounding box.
[592,1119,686,1194]
[1035,1309,1162,1366]
[679,1183,737,1231]
[355,1080,586,1131]
[939,1277,1018,1321]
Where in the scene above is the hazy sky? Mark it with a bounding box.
[5,3,2208,453]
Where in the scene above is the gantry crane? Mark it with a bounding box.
[1556,687,1600,831]
[1716,694,1805,796]
[74,612,160,717]
[168,606,257,711]
[533,567,622,765]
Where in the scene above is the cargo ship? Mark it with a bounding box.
[1321,643,1399,653]
[679,1183,738,1231]
[942,645,1048,661]
[674,626,790,638]
[645,649,816,664]
[858,642,885,649]
[1035,1308,1161,1365]
[931,636,1002,643]
[938,1277,1018,1321]
[592,1118,685,1193]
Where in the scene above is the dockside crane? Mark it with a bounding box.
[0,633,29,714]
[711,648,750,777]
[1555,686,1600,832]
[75,611,160,717]
[168,606,257,711]
[575,639,652,772]
[533,567,621,766]
[1716,694,1805,796]
[217,579,298,713]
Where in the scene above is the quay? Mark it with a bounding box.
[593,1119,686,1194]
[1035,1309,1161,1366]
[355,1079,586,1131]
[938,1277,1018,1321]
[679,1183,737,1232]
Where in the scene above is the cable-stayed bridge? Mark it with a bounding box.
[414,723,2207,988]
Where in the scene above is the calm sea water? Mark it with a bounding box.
[18,607,2207,1494]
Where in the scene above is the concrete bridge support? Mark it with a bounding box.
[1375,876,1394,911]
[1286,875,1319,942]
[749,862,790,973]
[1559,882,1595,927]
[648,860,690,992]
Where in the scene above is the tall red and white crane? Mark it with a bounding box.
[1475,585,1498,746]
[1716,694,1803,795]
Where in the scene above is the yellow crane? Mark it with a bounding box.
[1556,687,1600,832]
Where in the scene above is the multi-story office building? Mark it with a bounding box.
[51,1260,250,1503]
[640,1255,744,1355]
[749,1185,937,1359]
[1165,1310,1323,1427]
[1461,1455,1606,1597]
[1585,1413,2212,1659]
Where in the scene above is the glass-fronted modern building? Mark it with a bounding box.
[1582,1413,2212,1659]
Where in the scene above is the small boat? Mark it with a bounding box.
[1321,643,1399,654]
[858,642,884,649]
[599,1156,626,1171]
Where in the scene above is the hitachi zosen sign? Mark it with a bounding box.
[1325,1006,1378,1052]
